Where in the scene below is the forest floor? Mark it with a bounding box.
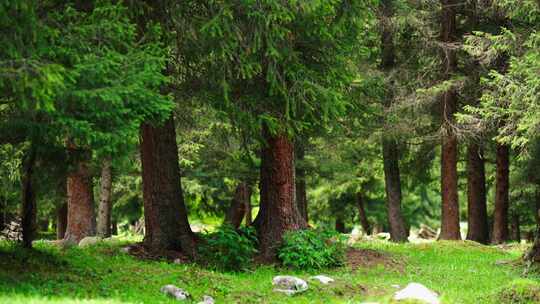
[1,238,539,304]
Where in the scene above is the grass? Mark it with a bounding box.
[0,238,539,304]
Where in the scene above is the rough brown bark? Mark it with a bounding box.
[439,0,461,240]
[356,192,371,235]
[256,126,307,261]
[21,147,37,248]
[64,148,96,244]
[140,117,195,255]
[56,202,68,239]
[245,190,253,226]
[225,182,251,229]
[295,144,308,223]
[492,144,510,244]
[96,157,113,238]
[466,144,489,243]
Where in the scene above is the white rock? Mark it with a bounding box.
[160,284,190,300]
[391,284,401,289]
[394,283,440,304]
[78,236,102,247]
[272,276,308,295]
[197,295,214,304]
[310,275,334,284]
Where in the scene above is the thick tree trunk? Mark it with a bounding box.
[295,144,308,223]
[439,0,461,240]
[97,157,113,238]
[225,182,251,229]
[492,144,510,244]
[140,116,195,255]
[466,144,489,243]
[256,126,307,261]
[21,147,37,248]
[64,148,96,244]
[56,202,68,239]
[356,192,371,235]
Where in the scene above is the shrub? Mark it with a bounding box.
[198,225,257,272]
[278,229,346,270]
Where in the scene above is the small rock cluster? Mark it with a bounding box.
[0,220,22,241]
[160,284,214,303]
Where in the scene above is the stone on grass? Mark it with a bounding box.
[78,236,102,247]
[160,284,190,300]
[197,295,215,304]
[310,275,334,284]
[393,283,440,304]
[272,276,308,296]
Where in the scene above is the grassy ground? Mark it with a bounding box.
[0,238,539,304]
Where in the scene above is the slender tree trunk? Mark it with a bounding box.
[335,216,345,233]
[295,144,308,223]
[466,144,489,243]
[0,195,4,230]
[140,117,195,255]
[56,202,68,239]
[96,157,113,238]
[111,221,118,235]
[64,148,95,244]
[225,182,251,229]
[245,187,252,226]
[357,192,371,235]
[439,0,461,240]
[510,213,520,243]
[535,186,540,229]
[492,144,510,244]
[21,147,37,248]
[379,0,408,242]
[256,126,307,261]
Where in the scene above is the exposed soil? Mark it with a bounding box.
[346,248,404,272]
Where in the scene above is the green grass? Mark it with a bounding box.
[0,239,539,304]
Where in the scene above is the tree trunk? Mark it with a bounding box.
[466,144,489,243]
[140,116,195,255]
[439,0,461,240]
[379,0,408,242]
[492,144,510,244]
[97,156,113,238]
[64,148,96,244]
[21,147,37,248]
[56,202,68,239]
[335,216,345,233]
[535,186,540,228]
[111,220,118,235]
[225,182,251,229]
[510,213,520,243]
[295,144,308,223]
[245,190,252,226]
[256,126,307,261]
[357,192,371,235]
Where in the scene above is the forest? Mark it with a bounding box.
[1,0,540,303]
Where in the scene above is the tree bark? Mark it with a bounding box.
[356,192,371,235]
[245,190,252,226]
[439,0,461,240]
[510,213,520,243]
[21,146,37,248]
[97,156,113,238]
[56,202,68,239]
[466,144,489,243]
[295,144,308,223]
[140,116,196,255]
[492,144,510,244]
[64,148,96,244]
[225,182,251,229]
[256,126,307,261]
[335,216,345,233]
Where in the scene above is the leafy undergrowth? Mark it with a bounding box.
[0,238,537,303]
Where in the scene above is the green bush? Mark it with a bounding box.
[278,229,346,270]
[198,225,257,272]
